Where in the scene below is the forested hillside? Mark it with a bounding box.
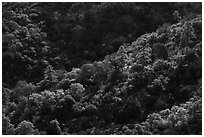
[2,2,202,135]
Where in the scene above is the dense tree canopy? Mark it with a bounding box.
[2,2,202,135]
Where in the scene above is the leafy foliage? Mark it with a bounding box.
[2,2,202,135]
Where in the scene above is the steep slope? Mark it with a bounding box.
[2,15,202,135]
